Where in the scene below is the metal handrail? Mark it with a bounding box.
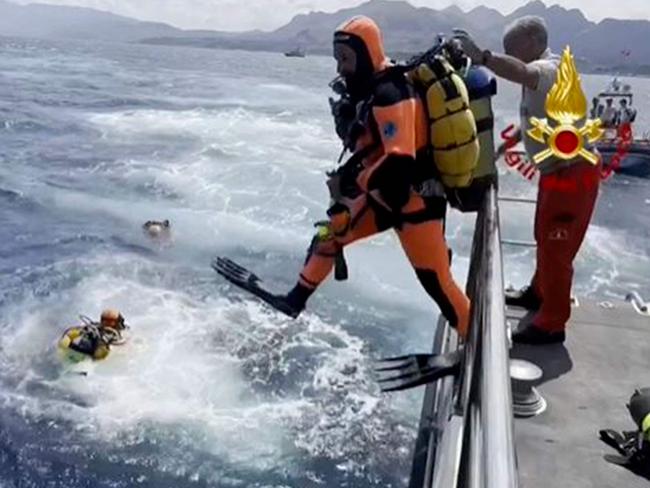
[409,184,518,488]
[459,185,517,488]
[430,415,465,487]
[416,200,486,488]
[499,195,537,248]
[498,196,537,204]
[481,187,518,488]
[501,239,536,248]
[408,315,457,488]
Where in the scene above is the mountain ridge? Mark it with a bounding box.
[0,0,647,71]
[141,0,647,70]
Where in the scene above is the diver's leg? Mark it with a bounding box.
[287,195,389,314]
[396,195,471,338]
[215,196,387,319]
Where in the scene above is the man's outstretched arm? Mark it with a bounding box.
[453,29,541,90]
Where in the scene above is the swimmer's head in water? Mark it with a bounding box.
[100,309,127,330]
[143,219,171,239]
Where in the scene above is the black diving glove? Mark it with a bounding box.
[330,96,357,142]
[327,153,363,201]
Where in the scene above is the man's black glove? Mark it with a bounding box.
[327,153,363,201]
[329,96,356,142]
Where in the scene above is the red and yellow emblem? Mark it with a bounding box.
[527,46,603,165]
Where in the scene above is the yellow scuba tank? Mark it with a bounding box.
[58,326,89,364]
[408,55,479,189]
[57,325,110,362]
[446,65,498,212]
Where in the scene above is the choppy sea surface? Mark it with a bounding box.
[0,37,649,487]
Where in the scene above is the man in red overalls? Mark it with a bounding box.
[455,16,600,344]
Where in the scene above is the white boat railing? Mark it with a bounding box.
[409,184,519,488]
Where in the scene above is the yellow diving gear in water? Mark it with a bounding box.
[57,311,128,364]
[58,326,110,361]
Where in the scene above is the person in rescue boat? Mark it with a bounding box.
[455,16,600,345]
[589,97,603,120]
[619,98,636,125]
[601,98,619,128]
[217,16,470,338]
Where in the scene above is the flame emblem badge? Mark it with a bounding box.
[527,46,604,165]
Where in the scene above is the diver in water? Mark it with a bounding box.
[214,16,470,338]
[58,309,128,361]
[143,219,171,241]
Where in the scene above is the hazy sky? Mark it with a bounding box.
[11,0,650,31]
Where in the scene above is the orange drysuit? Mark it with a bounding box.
[294,16,470,336]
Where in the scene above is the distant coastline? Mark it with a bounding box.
[138,38,650,79]
[585,65,650,77]
[3,0,650,75]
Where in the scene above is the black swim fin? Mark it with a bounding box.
[599,429,638,457]
[374,350,462,392]
[600,428,650,477]
[212,257,302,319]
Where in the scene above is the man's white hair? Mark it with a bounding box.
[503,15,548,49]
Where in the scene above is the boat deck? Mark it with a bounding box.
[509,297,650,488]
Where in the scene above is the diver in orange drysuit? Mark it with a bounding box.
[214,16,470,337]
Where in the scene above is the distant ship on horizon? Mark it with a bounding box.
[284,47,306,58]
